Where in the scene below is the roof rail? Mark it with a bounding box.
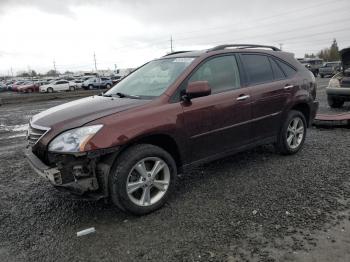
[163,51,192,57]
[208,44,281,52]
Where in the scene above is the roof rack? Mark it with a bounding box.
[208,44,281,52]
[163,51,192,57]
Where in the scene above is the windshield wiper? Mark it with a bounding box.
[115,92,140,99]
[101,93,113,97]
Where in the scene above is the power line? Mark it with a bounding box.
[172,0,348,38]
[174,10,350,44]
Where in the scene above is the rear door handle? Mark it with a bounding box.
[236,94,250,101]
[284,85,294,90]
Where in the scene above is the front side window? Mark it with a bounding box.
[105,57,195,99]
[188,55,241,94]
[241,54,274,85]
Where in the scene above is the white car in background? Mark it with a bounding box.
[40,80,76,93]
[73,79,84,89]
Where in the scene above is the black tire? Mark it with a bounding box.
[275,110,307,155]
[320,74,324,78]
[47,87,53,93]
[69,86,75,91]
[106,84,111,89]
[327,96,344,108]
[88,84,94,90]
[109,144,177,215]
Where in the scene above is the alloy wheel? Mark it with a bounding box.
[126,157,170,207]
[286,117,304,149]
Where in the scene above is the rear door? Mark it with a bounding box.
[61,80,69,90]
[239,53,296,140]
[181,54,252,162]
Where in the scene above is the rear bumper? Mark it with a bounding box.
[326,87,350,96]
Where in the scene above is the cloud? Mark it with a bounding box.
[0,0,83,17]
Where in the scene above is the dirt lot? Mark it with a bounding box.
[1,78,350,262]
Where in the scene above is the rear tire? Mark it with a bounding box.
[275,110,307,155]
[328,96,344,108]
[47,87,53,93]
[109,144,177,215]
[88,84,94,90]
[69,86,75,91]
[106,84,111,89]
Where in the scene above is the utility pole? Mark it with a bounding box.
[93,52,100,89]
[279,43,283,51]
[10,67,13,78]
[170,36,174,53]
[93,52,98,72]
[53,59,57,76]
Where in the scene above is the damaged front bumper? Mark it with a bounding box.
[25,147,119,199]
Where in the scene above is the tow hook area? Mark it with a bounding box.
[50,150,119,198]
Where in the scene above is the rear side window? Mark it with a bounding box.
[189,55,241,94]
[276,60,297,78]
[241,54,274,85]
[269,58,285,80]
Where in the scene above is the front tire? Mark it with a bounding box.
[47,87,53,93]
[275,110,307,155]
[109,144,177,215]
[69,86,75,91]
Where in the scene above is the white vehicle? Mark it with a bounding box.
[73,79,84,88]
[40,80,76,93]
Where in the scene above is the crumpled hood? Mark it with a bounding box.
[31,95,149,129]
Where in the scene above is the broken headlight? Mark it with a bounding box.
[48,125,103,153]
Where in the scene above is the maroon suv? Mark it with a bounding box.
[25,44,318,215]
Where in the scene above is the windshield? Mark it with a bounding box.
[105,57,195,99]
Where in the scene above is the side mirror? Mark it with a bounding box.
[183,81,211,101]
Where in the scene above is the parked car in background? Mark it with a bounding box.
[299,58,323,76]
[18,82,40,93]
[82,77,113,89]
[73,79,84,88]
[319,61,341,78]
[0,83,6,92]
[25,44,318,215]
[40,80,76,93]
[11,81,29,92]
[111,75,122,85]
[326,48,350,107]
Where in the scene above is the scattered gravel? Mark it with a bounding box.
[0,78,350,262]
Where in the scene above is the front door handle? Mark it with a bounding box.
[284,85,294,90]
[236,94,250,101]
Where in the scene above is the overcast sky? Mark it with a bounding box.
[0,0,349,75]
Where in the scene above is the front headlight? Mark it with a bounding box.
[48,125,103,153]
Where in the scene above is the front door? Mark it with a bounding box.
[181,55,252,163]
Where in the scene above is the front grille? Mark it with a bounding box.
[27,123,49,146]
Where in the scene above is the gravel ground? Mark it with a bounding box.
[1,78,350,262]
